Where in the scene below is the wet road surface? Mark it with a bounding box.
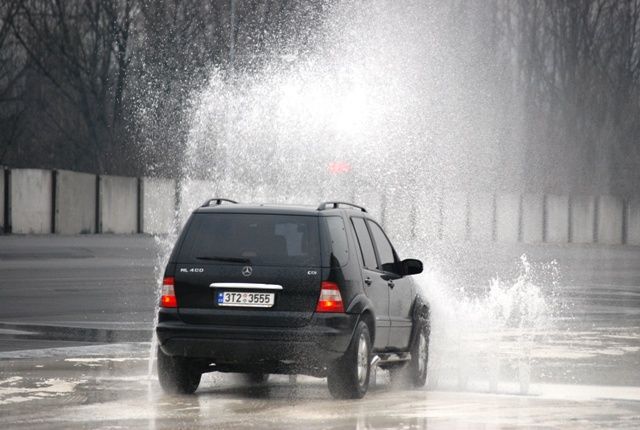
[1,347,639,430]
[0,236,639,428]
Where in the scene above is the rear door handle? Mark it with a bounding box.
[364,277,372,286]
[388,280,395,289]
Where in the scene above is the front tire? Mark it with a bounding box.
[389,317,429,388]
[408,321,429,387]
[157,346,202,394]
[327,321,371,399]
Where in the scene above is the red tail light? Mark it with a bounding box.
[316,281,345,313]
[160,276,177,308]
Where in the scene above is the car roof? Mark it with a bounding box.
[195,203,323,216]
[194,203,372,218]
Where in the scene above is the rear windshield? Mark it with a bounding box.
[178,213,320,267]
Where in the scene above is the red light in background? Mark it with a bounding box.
[328,161,351,174]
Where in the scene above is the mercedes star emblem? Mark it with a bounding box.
[242,266,253,277]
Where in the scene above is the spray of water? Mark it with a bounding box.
[147,233,177,378]
[145,1,572,393]
[418,255,565,394]
[180,1,522,206]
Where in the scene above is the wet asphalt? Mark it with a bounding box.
[0,235,639,429]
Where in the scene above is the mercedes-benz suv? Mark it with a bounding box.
[155,199,430,399]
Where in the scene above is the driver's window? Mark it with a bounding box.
[367,221,398,274]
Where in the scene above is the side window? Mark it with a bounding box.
[351,217,377,269]
[368,221,397,273]
[325,216,349,266]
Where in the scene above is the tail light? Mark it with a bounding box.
[160,276,177,308]
[316,281,345,313]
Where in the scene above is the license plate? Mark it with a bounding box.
[216,291,275,308]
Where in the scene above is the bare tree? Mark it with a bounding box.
[468,0,640,194]
[1,0,638,194]
[0,0,26,165]
[10,0,136,173]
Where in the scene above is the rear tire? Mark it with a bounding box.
[157,346,202,395]
[327,321,371,399]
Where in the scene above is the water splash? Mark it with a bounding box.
[419,254,566,394]
[144,1,572,395]
[147,226,179,379]
[178,1,523,211]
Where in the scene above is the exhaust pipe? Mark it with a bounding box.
[370,355,381,387]
[370,355,381,367]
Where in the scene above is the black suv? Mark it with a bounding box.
[156,199,430,399]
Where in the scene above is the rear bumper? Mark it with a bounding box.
[156,309,358,369]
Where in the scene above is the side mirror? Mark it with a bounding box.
[401,258,423,276]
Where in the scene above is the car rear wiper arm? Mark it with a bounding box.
[195,256,252,264]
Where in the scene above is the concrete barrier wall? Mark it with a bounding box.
[468,192,493,241]
[545,195,569,243]
[441,191,467,241]
[99,175,138,234]
[0,169,4,232]
[597,195,624,244]
[141,178,176,235]
[522,194,544,243]
[495,193,520,242]
[55,170,96,234]
[627,199,640,245]
[5,166,640,246]
[10,169,52,234]
[570,195,595,243]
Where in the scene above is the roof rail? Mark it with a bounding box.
[201,198,238,208]
[317,201,367,212]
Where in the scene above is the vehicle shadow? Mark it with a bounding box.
[195,380,327,401]
[190,372,399,401]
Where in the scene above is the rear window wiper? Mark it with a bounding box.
[195,256,252,264]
